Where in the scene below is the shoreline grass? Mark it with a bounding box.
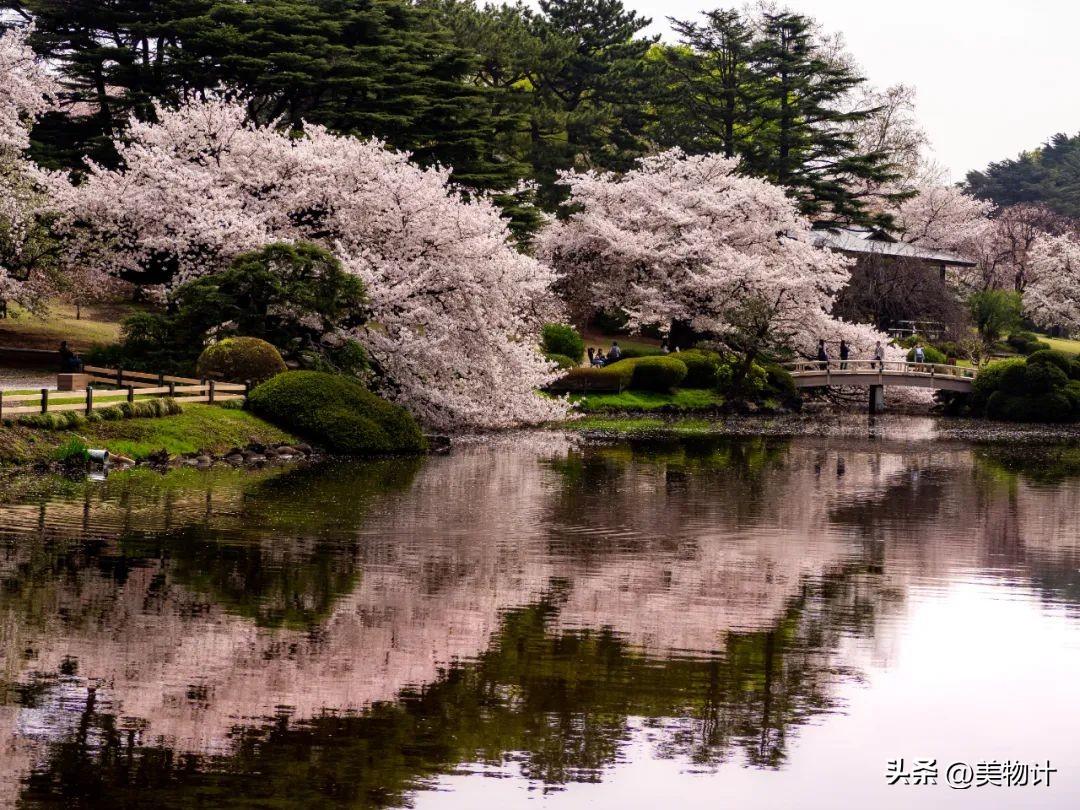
[0,404,297,465]
[568,388,726,413]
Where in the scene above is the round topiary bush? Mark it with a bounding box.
[541,323,585,363]
[678,350,722,388]
[197,337,288,384]
[247,371,426,455]
[1026,349,1076,376]
[970,358,1025,414]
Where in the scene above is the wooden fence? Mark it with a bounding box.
[0,365,246,420]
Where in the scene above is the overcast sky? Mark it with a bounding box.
[618,0,1080,182]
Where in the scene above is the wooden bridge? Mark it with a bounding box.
[782,360,977,412]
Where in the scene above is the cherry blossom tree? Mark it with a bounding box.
[1025,233,1080,335]
[0,25,59,314]
[50,98,566,429]
[539,149,892,366]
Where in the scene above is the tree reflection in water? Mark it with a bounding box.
[0,429,1077,808]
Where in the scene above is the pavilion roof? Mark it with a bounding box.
[813,226,977,267]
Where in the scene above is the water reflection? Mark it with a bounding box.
[0,422,1078,808]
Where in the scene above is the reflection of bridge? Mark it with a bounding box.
[783,360,977,412]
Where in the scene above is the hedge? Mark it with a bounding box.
[547,363,634,392]
[197,337,288,384]
[604,356,688,392]
[541,323,585,363]
[247,371,425,455]
[970,354,1080,423]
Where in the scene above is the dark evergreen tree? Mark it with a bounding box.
[966,133,1080,219]
[655,9,754,159]
[741,12,899,226]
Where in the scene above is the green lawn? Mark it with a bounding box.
[1039,335,1080,355]
[0,300,137,351]
[568,388,725,413]
[79,404,297,460]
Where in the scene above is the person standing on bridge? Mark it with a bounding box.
[839,339,849,370]
[817,339,830,368]
[874,340,885,370]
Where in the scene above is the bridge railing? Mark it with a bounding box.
[783,360,977,380]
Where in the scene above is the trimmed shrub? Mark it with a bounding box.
[605,356,688,392]
[247,371,425,455]
[1006,332,1053,356]
[541,323,585,363]
[970,358,1025,414]
[677,349,722,388]
[905,345,946,364]
[549,364,634,392]
[715,360,767,397]
[617,342,665,359]
[1026,349,1076,376]
[544,352,577,370]
[197,337,288,384]
[762,363,800,407]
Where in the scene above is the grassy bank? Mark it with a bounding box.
[0,404,298,465]
[569,388,726,413]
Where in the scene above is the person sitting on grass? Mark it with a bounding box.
[58,341,82,372]
[608,341,622,361]
[594,349,606,367]
[587,347,595,365]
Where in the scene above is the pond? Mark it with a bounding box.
[1,417,1078,808]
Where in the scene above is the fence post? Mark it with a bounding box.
[168,380,176,398]
[86,385,93,416]
[40,388,48,414]
[127,385,135,404]
[116,367,124,387]
[158,372,165,387]
[208,379,216,404]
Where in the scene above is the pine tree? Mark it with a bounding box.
[656,9,754,158]
[742,12,899,226]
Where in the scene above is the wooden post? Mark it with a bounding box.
[40,388,48,414]
[168,381,176,398]
[85,385,93,416]
[208,379,216,404]
[126,385,135,404]
[116,367,124,387]
[158,372,165,386]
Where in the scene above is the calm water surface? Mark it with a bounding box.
[1,416,1079,809]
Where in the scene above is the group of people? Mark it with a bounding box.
[816,338,889,369]
[587,339,684,367]
[588,341,623,367]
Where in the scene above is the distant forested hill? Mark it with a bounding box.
[966,132,1080,218]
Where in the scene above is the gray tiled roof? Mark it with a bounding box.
[813,227,977,267]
